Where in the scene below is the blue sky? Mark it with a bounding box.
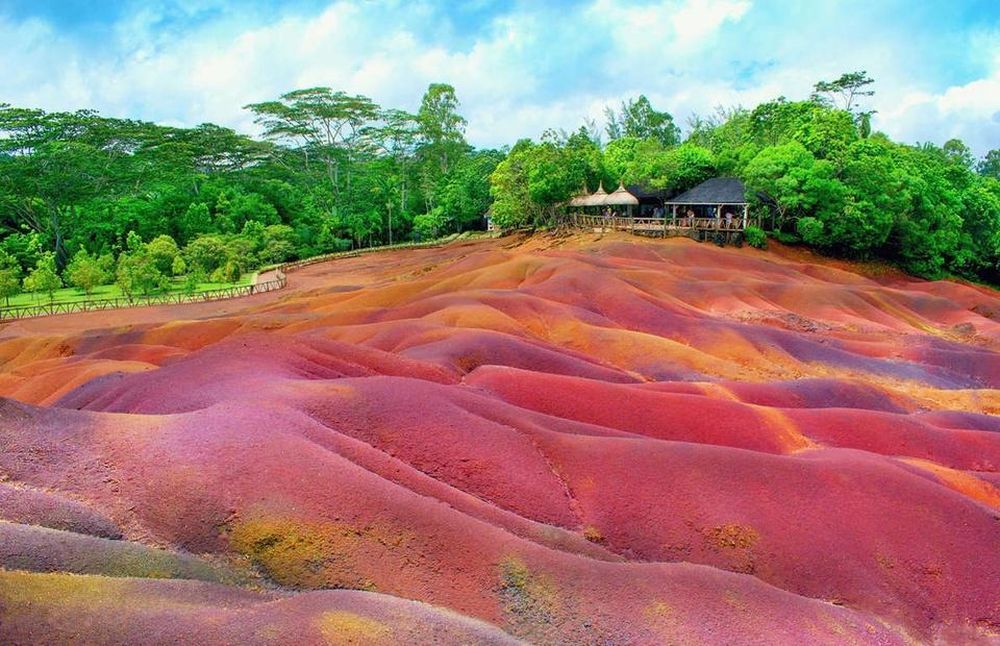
[1,0,998,154]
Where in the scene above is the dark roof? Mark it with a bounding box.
[665,177,747,205]
[625,184,667,200]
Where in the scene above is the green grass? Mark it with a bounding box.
[3,273,254,309]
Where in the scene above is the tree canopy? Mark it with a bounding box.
[2,75,999,301]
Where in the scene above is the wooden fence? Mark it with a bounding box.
[568,213,748,237]
[271,237,456,273]
[0,234,464,323]
[0,273,287,322]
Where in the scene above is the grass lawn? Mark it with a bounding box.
[3,273,255,309]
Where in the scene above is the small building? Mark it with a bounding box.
[665,177,749,227]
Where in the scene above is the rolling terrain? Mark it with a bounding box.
[1,232,998,644]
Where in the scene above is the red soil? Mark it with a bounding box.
[1,232,998,644]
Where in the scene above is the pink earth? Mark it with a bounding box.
[1,233,998,644]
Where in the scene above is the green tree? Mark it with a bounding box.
[743,141,845,234]
[244,88,380,207]
[182,271,202,295]
[413,209,446,241]
[436,150,504,232]
[490,140,537,230]
[116,250,168,299]
[364,109,420,243]
[211,259,242,283]
[65,249,108,295]
[490,137,589,229]
[417,83,468,176]
[183,235,228,275]
[146,234,180,275]
[0,232,41,275]
[647,144,716,192]
[260,224,298,264]
[179,202,213,243]
[171,254,187,276]
[978,149,1000,180]
[0,250,22,306]
[812,70,875,113]
[942,139,974,169]
[23,252,62,303]
[604,95,680,147]
[603,137,645,184]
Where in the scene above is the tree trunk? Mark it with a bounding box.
[51,206,68,272]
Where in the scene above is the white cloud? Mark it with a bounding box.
[876,65,1000,154]
[0,0,997,155]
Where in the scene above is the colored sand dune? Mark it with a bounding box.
[1,233,998,644]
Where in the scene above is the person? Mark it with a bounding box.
[725,210,734,230]
[685,208,695,227]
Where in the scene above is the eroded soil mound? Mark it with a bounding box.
[1,233,998,644]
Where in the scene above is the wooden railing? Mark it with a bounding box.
[568,213,747,234]
[272,236,457,273]
[0,274,287,322]
[0,234,466,323]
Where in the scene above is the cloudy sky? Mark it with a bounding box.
[1,0,998,155]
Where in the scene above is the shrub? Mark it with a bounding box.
[745,225,767,249]
[796,216,825,246]
[171,255,187,276]
[210,259,241,283]
[146,234,180,275]
[182,271,202,295]
[773,231,801,245]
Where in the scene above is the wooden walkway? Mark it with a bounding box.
[567,213,748,243]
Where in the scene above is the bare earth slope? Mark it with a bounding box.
[1,233,998,644]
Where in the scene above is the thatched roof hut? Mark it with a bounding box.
[567,185,591,207]
[603,182,640,206]
[582,182,609,207]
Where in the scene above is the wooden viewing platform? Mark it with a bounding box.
[564,177,756,245]
[566,212,749,243]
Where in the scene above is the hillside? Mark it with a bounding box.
[1,232,998,644]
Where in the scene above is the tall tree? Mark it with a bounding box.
[604,95,680,147]
[979,149,1000,179]
[416,84,468,211]
[812,70,876,113]
[364,109,420,244]
[245,88,380,206]
[417,83,468,175]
